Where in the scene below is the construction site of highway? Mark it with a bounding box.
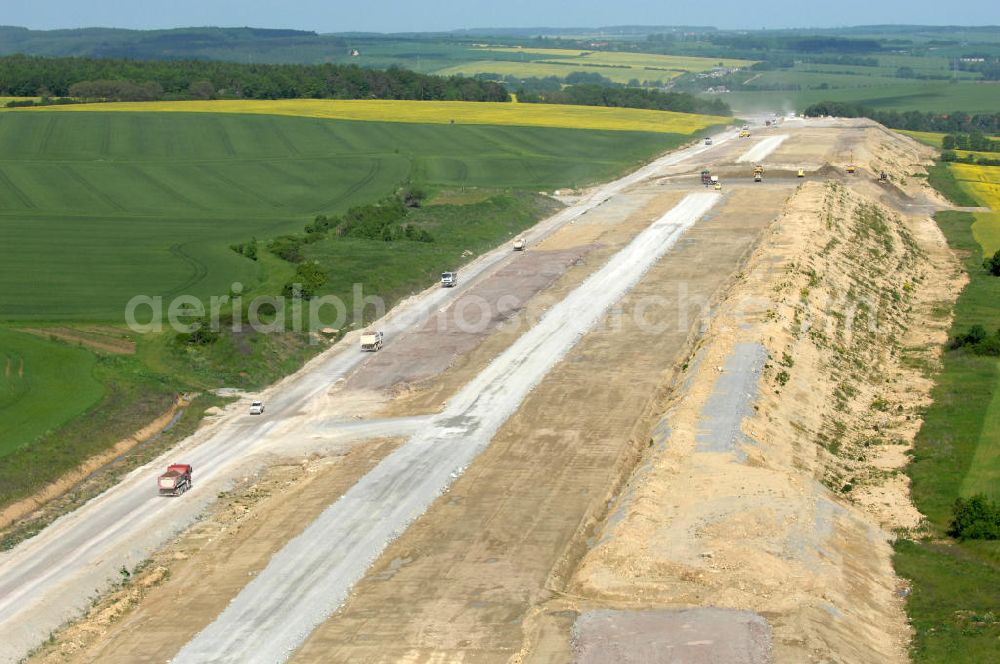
[0,117,962,664]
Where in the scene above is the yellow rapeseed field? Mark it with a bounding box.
[949,163,1000,255]
[951,163,1000,186]
[12,99,727,135]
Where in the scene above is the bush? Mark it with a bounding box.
[955,324,989,347]
[176,318,219,346]
[950,324,1000,356]
[281,262,326,299]
[949,494,1000,540]
[985,249,1000,276]
[267,235,305,262]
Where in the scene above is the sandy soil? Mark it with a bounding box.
[287,186,793,663]
[26,439,400,664]
[535,127,961,663]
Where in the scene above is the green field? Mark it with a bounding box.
[721,81,999,115]
[0,111,687,320]
[897,161,1000,660]
[0,327,104,457]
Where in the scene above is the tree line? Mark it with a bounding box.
[518,84,731,116]
[803,101,1000,135]
[0,54,510,102]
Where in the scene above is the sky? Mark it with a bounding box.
[2,0,998,33]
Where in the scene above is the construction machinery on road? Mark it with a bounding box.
[158,464,192,496]
[513,237,525,251]
[740,130,751,138]
[797,169,805,178]
[360,330,384,351]
[441,271,457,288]
[753,164,764,182]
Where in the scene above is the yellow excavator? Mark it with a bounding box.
[753,164,764,182]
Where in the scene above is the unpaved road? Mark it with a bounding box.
[176,193,721,663]
[0,126,742,664]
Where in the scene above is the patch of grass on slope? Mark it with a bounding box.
[0,327,104,458]
[897,196,1000,659]
[0,338,180,508]
[144,192,562,390]
[308,191,561,320]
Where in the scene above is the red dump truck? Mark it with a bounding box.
[158,464,192,496]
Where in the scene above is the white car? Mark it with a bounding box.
[249,400,265,415]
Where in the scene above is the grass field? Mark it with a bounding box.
[972,212,1000,257]
[897,162,1000,661]
[0,109,705,320]
[0,327,103,458]
[10,99,727,134]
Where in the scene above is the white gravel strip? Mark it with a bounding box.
[736,134,788,163]
[174,192,721,664]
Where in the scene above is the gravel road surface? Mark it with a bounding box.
[174,193,721,663]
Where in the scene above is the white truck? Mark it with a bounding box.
[360,330,384,351]
[512,237,526,251]
[441,271,457,287]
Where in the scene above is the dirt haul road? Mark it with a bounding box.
[0,127,741,663]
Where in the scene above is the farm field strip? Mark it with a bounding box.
[471,46,754,70]
[961,375,1000,497]
[721,81,1000,115]
[11,99,728,135]
[972,212,1000,256]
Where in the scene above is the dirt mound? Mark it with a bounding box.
[563,136,961,663]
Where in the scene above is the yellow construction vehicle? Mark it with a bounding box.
[753,164,764,182]
[797,169,805,178]
[740,130,751,138]
[846,164,856,174]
